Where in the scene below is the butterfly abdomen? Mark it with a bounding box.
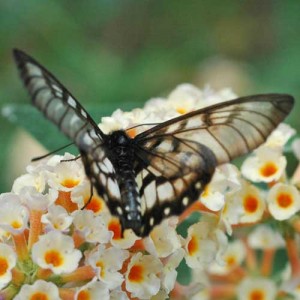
[106,131,143,235]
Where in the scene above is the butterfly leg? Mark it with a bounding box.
[81,182,94,210]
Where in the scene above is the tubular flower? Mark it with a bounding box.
[267,183,300,220]
[241,146,286,183]
[14,280,61,300]
[125,252,163,299]
[31,231,82,274]
[236,277,277,300]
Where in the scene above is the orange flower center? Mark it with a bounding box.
[260,162,278,177]
[277,192,293,208]
[0,257,8,275]
[126,128,137,139]
[85,196,103,213]
[244,195,258,213]
[187,235,198,256]
[30,292,48,300]
[128,264,144,282]
[226,255,236,267]
[77,290,90,300]
[61,178,80,188]
[108,219,122,240]
[44,250,63,267]
[249,289,264,300]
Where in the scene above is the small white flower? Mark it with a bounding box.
[47,153,87,194]
[265,123,296,148]
[0,243,17,289]
[160,248,185,294]
[32,231,82,274]
[184,216,228,269]
[167,84,202,114]
[41,205,73,232]
[209,240,246,275]
[87,245,129,289]
[248,225,285,249]
[239,181,265,223]
[0,193,29,234]
[236,277,277,300]
[14,280,61,300]
[241,146,286,183]
[75,277,110,300]
[144,218,182,258]
[267,183,300,220]
[201,164,241,211]
[72,210,112,244]
[201,86,237,106]
[125,252,163,299]
[20,186,58,211]
[108,218,140,249]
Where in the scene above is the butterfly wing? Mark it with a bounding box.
[13,49,105,148]
[133,94,294,234]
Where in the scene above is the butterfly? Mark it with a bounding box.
[13,49,294,237]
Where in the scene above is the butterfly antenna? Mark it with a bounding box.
[31,142,74,162]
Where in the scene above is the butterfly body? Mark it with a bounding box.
[13,49,294,237]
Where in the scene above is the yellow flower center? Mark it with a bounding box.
[44,250,63,267]
[128,264,144,282]
[61,178,80,188]
[11,220,22,229]
[0,257,8,275]
[277,192,293,208]
[260,162,278,177]
[96,260,105,278]
[176,107,187,114]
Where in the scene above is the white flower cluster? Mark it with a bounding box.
[0,84,299,299]
[99,84,237,136]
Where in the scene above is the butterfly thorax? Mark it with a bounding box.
[105,130,142,235]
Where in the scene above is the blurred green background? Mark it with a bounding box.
[0,1,299,192]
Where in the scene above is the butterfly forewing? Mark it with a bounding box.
[135,95,294,165]
[13,49,105,147]
[13,49,294,237]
